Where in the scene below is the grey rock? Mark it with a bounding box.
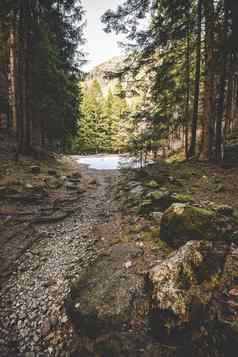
[30,166,41,174]
[150,211,163,222]
[48,169,57,176]
[41,320,51,336]
[66,243,154,354]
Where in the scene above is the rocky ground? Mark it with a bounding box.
[2,132,238,357]
[65,160,238,357]
[0,135,120,356]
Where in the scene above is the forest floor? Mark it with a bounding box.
[0,134,123,356]
[140,158,238,210]
[1,132,238,356]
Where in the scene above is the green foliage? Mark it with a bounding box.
[75,80,131,153]
[0,0,85,151]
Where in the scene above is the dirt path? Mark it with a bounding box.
[0,159,119,357]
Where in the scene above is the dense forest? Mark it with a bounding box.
[2,1,238,357]
[75,80,130,153]
[101,0,238,163]
[0,0,85,153]
[1,0,238,164]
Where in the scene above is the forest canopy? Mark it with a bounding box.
[101,0,238,162]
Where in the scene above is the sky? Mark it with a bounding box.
[81,0,124,72]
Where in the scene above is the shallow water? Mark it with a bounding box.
[73,154,138,170]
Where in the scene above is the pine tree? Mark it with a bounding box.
[78,80,104,153]
[102,0,238,162]
[0,0,85,153]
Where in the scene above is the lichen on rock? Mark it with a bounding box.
[160,203,219,247]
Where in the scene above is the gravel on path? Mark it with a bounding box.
[0,161,119,357]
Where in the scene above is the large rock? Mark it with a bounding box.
[66,243,158,356]
[160,203,237,248]
[66,240,238,356]
[149,240,238,356]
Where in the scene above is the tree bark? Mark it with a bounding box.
[200,0,216,161]
[215,1,229,162]
[18,0,32,153]
[184,9,191,159]
[8,23,18,132]
[188,0,202,158]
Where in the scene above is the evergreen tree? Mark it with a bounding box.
[102,0,238,162]
[78,80,104,153]
[77,80,130,153]
[0,0,85,153]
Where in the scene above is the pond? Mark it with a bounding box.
[73,154,140,170]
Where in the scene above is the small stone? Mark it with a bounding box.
[89,179,97,185]
[215,184,223,193]
[48,169,57,176]
[30,166,41,174]
[48,347,53,354]
[150,211,163,221]
[50,317,58,328]
[43,279,56,288]
[33,334,40,343]
[41,320,51,336]
[72,172,82,178]
[124,260,132,269]
[229,287,238,297]
[61,316,68,324]
[25,353,35,357]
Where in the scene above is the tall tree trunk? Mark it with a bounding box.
[215,1,229,162]
[8,21,17,132]
[200,0,215,161]
[184,10,191,159]
[224,56,233,139]
[18,0,31,153]
[188,0,202,158]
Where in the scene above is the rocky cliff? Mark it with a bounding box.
[85,56,125,96]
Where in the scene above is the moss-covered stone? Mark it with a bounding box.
[146,190,169,201]
[160,203,217,248]
[149,240,233,348]
[173,193,193,203]
[138,199,153,214]
[144,180,160,189]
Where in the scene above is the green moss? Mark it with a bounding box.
[230,320,238,334]
[174,194,193,203]
[137,199,153,214]
[203,273,222,290]
[178,264,195,289]
[147,191,167,200]
[166,149,185,163]
[144,180,159,189]
[155,239,172,254]
[130,224,143,234]
[141,226,160,241]
[160,204,216,247]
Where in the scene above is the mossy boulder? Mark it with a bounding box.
[141,190,174,213]
[160,203,217,248]
[149,241,228,335]
[149,241,238,356]
[66,242,177,356]
[140,191,194,216]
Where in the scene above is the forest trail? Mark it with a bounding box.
[0,158,119,357]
